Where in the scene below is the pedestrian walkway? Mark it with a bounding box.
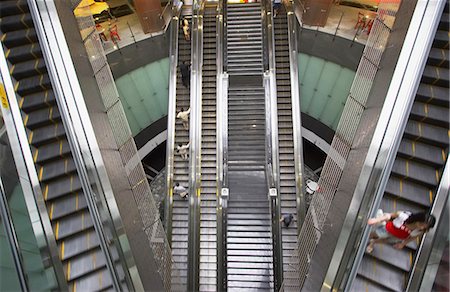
[300,2,398,44]
[81,1,398,53]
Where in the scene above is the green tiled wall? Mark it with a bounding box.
[298,53,355,130]
[116,58,170,136]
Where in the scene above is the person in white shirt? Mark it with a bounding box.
[177,107,190,130]
[173,182,188,199]
[182,18,190,41]
[176,143,189,160]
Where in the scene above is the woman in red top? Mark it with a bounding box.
[366,211,436,253]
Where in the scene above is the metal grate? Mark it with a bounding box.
[68,2,173,290]
[288,1,401,290]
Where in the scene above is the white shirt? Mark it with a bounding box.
[177,108,190,121]
[174,185,187,194]
[177,143,189,154]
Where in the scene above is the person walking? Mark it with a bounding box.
[174,183,188,199]
[177,107,190,130]
[179,61,190,88]
[366,211,436,253]
[182,18,190,41]
[280,213,294,227]
[176,143,190,160]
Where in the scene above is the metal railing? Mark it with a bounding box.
[187,1,206,290]
[165,2,182,248]
[290,0,402,289]
[29,0,139,289]
[216,0,229,289]
[67,0,174,290]
[262,0,283,289]
[285,0,306,231]
[0,47,67,291]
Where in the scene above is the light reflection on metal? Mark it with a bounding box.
[187,0,206,290]
[216,0,228,289]
[0,38,68,290]
[320,0,446,290]
[262,0,283,288]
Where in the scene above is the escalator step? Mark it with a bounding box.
[15,73,51,96]
[385,176,433,207]
[25,105,61,129]
[0,13,33,32]
[49,193,88,220]
[11,57,47,80]
[59,228,98,260]
[54,210,94,241]
[65,248,107,281]
[45,174,82,201]
[38,157,77,182]
[0,0,29,17]
[20,89,56,112]
[1,28,38,48]
[390,157,440,187]
[404,119,449,147]
[6,42,43,64]
[29,121,66,146]
[33,139,71,163]
[421,65,449,87]
[410,102,449,126]
[427,47,449,67]
[397,138,446,167]
[357,257,404,292]
[415,83,449,106]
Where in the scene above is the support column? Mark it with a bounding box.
[134,0,164,33]
[300,0,333,26]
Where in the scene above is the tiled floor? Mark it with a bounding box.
[96,2,395,54]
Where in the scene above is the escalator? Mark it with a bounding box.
[0,0,126,290]
[352,5,449,291]
[170,12,192,291]
[225,3,274,290]
[273,6,299,286]
[199,6,218,291]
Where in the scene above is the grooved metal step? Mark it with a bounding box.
[170,13,192,291]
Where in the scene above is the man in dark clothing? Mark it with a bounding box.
[179,61,190,88]
[280,213,294,227]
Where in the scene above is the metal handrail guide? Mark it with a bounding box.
[262,0,283,289]
[165,0,183,248]
[0,33,68,291]
[285,0,306,229]
[187,0,205,290]
[27,0,148,289]
[216,0,229,289]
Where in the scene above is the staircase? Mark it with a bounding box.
[0,0,126,290]
[170,14,191,291]
[199,6,218,291]
[226,3,263,75]
[273,7,299,286]
[226,3,274,291]
[352,6,449,291]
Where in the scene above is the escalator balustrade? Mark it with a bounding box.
[170,13,192,292]
[352,5,449,291]
[0,0,126,290]
[273,6,299,287]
